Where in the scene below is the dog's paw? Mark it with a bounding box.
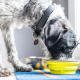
[0,68,11,77]
[15,64,33,72]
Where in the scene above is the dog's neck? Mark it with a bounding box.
[21,0,52,29]
[19,0,65,40]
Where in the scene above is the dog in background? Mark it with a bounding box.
[0,0,76,77]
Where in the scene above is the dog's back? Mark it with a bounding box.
[0,0,30,16]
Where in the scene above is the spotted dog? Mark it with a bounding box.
[0,0,76,77]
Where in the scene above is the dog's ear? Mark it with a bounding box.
[45,20,68,47]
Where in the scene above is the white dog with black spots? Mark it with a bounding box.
[0,0,77,77]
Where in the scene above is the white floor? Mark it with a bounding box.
[0,58,30,80]
[0,73,16,80]
[0,59,26,80]
[0,60,16,80]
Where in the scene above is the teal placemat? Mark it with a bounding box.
[15,70,80,80]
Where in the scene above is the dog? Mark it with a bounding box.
[0,0,77,77]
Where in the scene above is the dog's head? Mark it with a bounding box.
[44,18,76,60]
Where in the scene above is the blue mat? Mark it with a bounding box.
[15,70,80,80]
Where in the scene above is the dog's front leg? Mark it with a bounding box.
[1,26,33,72]
[0,44,11,77]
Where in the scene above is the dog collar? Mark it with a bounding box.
[33,5,54,38]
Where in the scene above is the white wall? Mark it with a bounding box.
[1,27,44,59]
[54,0,68,18]
[68,0,80,59]
[68,0,75,30]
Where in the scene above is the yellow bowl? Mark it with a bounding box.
[46,60,80,74]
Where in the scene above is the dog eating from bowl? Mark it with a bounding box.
[0,0,77,77]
